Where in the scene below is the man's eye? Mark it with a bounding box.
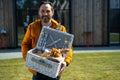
[42,10,45,13]
[47,10,50,13]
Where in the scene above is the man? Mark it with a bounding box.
[21,1,73,80]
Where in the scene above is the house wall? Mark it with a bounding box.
[0,0,108,48]
[71,0,108,46]
[0,0,17,48]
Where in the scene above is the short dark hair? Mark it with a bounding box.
[39,1,54,10]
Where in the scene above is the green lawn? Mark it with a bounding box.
[0,52,120,80]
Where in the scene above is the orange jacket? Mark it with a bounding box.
[21,19,73,74]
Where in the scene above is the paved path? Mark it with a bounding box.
[74,46,120,53]
[0,48,22,60]
[0,46,120,60]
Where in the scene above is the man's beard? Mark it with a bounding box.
[41,16,50,23]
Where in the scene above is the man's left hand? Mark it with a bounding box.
[59,61,67,74]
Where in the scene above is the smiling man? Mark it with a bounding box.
[21,1,73,80]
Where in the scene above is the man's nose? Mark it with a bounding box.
[43,11,48,16]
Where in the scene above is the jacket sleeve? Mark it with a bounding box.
[64,48,73,66]
[21,25,32,61]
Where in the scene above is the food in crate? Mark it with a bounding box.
[32,48,69,62]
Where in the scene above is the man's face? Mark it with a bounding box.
[39,4,54,23]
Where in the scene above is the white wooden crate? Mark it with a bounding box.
[25,27,74,78]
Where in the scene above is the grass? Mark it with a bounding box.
[62,52,120,80]
[0,52,120,80]
[0,58,32,80]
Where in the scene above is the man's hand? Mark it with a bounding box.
[59,61,67,74]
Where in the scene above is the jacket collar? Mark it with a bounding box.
[35,19,59,29]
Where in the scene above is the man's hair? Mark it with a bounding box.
[39,1,54,10]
